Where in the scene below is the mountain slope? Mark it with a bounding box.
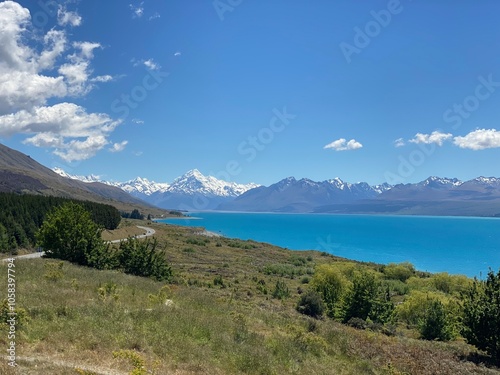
[53,167,260,210]
[315,176,500,216]
[0,143,161,214]
[218,176,387,212]
[149,169,260,210]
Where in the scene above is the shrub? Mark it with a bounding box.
[383,262,415,282]
[37,202,106,267]
[117,238,172,281]
[310,264,348,318]
[296,290,324,318]
[341,271,378,323]
[272,279,290,300]
[419,299,451,341]
[462,269,500,364]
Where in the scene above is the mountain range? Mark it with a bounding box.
[53,168,260,210]
[3,136,499,218]
[54,165,500,216]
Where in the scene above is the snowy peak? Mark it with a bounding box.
[52,167,259,199]
[420,176,463,188]
[52,168,169,196]
[168,170,259,197]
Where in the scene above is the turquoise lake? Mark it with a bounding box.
[157,212,500,277]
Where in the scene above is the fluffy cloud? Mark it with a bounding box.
[0,102,121,162]
[409,131,452,146]
[143,58,160,70]
[394,138,405,147]
[0,1,120,162]
[324,138,363,151]
[130,2,144,18]
[109,140,128,153]
[453,129,500,150]
[57,7,82,27]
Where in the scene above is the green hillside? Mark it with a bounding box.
[0,222,498,374]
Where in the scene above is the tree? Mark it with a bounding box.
[419,298,451,341]
[37,202,106,267]
[462,269,500,364]
[341,270,378,323]
[310,264,347,318]
[0,224,9,253]
[130,209,144,220]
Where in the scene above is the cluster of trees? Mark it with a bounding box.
[0,193,120,252]
[37,202,171,281]
[296,261,500,364]
[121,209,144,220]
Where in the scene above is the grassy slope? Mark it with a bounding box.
[1,222,499,374]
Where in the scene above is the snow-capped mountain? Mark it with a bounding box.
[52,168,260,210]
[167,169,260,197]
[52,168,169,198]
[217,176,390,212]
[118,177,170,197]
[52,167,103,184]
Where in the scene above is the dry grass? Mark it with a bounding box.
[0,221,498,374]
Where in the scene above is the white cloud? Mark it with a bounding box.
[143,58,160,70]
[394,138,405,147]
[0,2,120,162]
[133,151,143,157]
[174,52,181,57]
[91,75,113,83]
[38,30,67,70]
[453,129,500,150]
[57,7,82,27]
[4,103,122,162]
[131,118,144,125]
[324,138,363,151]
[53,135,109,162]
[110,140,128,153]
[409,131,452,146]
[130,2,144,18]
[149,12,160,21]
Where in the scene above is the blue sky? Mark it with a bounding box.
[1,0,500,186]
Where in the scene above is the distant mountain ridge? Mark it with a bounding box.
[217,176,392,212]
[53,165,500,216]
[53,168,260,210]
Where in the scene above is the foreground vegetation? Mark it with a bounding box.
[0,217,499,374]
[0,193,121,253]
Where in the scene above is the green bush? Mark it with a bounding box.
[296,290,324,318]
[117,238,172,281]
[383,262,415,282]
[462,269,500,364]
[419,299,451,341]
[37,202,107,267]
[310,264,348,318]
[272,279,290,300]
[341,271,378,323]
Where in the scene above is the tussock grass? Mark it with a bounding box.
[0,222,498,374]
